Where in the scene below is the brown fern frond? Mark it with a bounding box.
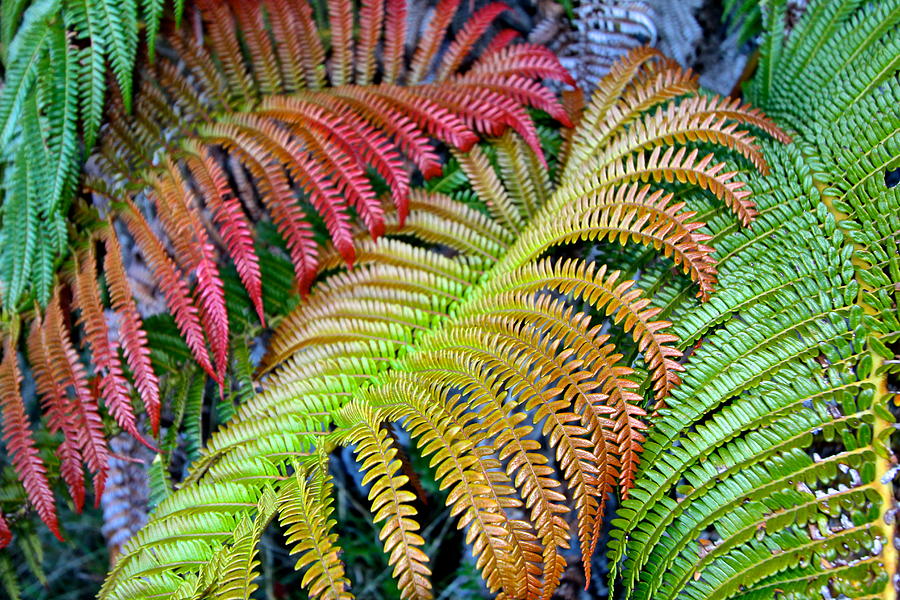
[409,0,461,85]
[503,184,718,299]
[327,0,354,86]
[591,146,758,226]
[367,375,532,598]
[355,0,385,86]
[0,334,61,540]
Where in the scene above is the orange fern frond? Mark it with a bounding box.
[102,228,161,434]
[342,406,433,600]
[72,247,151,448]
[27,313,87,512]
[44,292,110,503]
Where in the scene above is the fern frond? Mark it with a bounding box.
[0,334,60,540]
[72,245,147,445]
[102,226,161,432]
[408,0,460,85]
[340,405,432,600]
[118,201,216,381]
[277,456,352,600]
[26,312,87,511]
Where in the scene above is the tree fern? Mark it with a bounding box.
[97,47,788,599]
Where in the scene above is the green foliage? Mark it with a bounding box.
[0,0,184,309]
[614,1,900,598]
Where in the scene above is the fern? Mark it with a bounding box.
[610,1,900,598]
[97,47,787,599]
[0,0,186,309]
[0,0,569,553]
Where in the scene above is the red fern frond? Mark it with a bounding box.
[473,44,575,86]
[184,151,265,324]
[370,85,479,151]
[154,166,229,383]
[436,2,508,81]
[27,314,87,511]
[260,96,411,224]
[0,513,10,548]
[456,74,573,126]
[323,88,444,178]
[211,116,357,266]
[409,0,461,84]
[482,28,520,56]
[382,0,407,84]
[119,202,216,381]
[72,247,152,448]
[45,293,110,503]
[0,335,61,540]
[204,123,320,291]
[102,227,161,433]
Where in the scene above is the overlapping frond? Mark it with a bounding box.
[98,47,786,600]
[77,0,571,380]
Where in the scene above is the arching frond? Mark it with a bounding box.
[97,47,788,600]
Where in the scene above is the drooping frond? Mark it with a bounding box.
[102,226,161,433]
[98,47,787,600]
[0,333,60,540]
[277,454,352,600]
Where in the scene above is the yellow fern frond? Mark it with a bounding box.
[339,405,433,600]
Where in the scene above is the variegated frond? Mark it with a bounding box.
[99,48,788,599]
[76,0,572,387]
